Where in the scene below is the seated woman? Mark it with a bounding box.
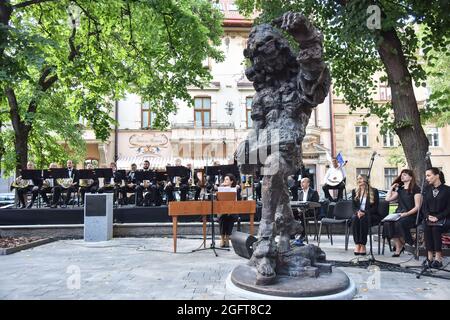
[218,173,241,248]
[422,168,450,269]
[351,174,380,255]
[384,169,421,257]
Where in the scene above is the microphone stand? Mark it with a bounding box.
[359,152,376,262]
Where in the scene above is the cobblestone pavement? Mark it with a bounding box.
[1,236,449,300]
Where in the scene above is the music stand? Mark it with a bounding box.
[21,169,43,181]
[77,169,96,179]
[193,165,237,256]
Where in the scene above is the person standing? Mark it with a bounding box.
[218,174,240,248]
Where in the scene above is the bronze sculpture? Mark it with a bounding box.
[237,12,331,285]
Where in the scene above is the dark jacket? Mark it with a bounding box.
[352,188,380,219]
[422,184,450,220]
[298,188,319,202]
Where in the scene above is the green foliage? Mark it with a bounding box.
[236,0,450,131]
[387,146,407,167]
[0,0,224,174]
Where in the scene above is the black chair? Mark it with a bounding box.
[371,199,390,255]
[318,200,353,250]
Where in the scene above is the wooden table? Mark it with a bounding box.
[168,200,256,253]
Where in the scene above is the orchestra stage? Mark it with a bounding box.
[0,204,262,226]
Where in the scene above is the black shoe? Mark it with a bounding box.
[19,204,26,209]
[431,260,443,269]
[26,203,33,209]
[392,247,405,257]
[422,259,432,268]
[50,204,57,208]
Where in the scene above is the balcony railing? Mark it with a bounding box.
[171,122,235,129]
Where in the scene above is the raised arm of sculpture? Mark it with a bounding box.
[273,12,331,108]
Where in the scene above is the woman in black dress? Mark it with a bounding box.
[218,173,241,248]
[351,174,380,255]
[384,169,422,257]
[422,168,450,269]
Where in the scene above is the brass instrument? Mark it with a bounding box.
[143,180,151,188]
[11,176,30,189]
[57,178,74,189]
[190,167,196,187]
[244,175,252,189]
[42,179,52,188]
[79,179,93,187]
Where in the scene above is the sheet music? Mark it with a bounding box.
[382,213,401,222]
[218,187,236,193]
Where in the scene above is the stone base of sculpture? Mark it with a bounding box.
[227,244,355,299]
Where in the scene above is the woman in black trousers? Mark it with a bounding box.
[422,167,450,269]
[351,174,380,255]
[218,173,241,248]
[384,169,422,257]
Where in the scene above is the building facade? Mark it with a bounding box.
[332,81,450,192]
[82,0,334,190]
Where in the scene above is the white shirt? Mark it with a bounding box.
[302,188,310,202]
[324,166,346,183]
[359,197,367,211]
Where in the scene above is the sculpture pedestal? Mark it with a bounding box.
[227,264,356,300]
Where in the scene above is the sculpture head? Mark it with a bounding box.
[244,24,298,87]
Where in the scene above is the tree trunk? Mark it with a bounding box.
[5,88,30,173]
[377,29,431,185]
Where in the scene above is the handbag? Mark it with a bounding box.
[426,217,447,227]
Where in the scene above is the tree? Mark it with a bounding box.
[236,0,450,182]
[422,43,450,127]
[0,0,223,174]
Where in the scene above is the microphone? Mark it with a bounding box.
[371,151,377,159]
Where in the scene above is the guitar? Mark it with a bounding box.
[325,161,347,187]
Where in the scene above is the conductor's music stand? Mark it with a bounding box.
[192,165,232,256]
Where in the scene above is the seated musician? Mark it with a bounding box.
[164,159,189,202]
[295,177,320,241]
[97,162,121,204]
[120,163,138,205]
[79,163,99,206]
[186,163,201,201]
[136,160,153,206]
[143,168,164,206]
[52,159,79,207]
[40,162,58,207]
[13,161,40,209]
[322,157,346,202]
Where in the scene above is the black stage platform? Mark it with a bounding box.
[0,204,262,226]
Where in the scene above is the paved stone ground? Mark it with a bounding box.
[1,236,449,300]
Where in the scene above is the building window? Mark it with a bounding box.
[355,126,369,147]
[227,2,239,11]
[427,128,439,147]
[142,102,156,129]
[194,97,211,128]
[383,131,396,147]
[246,97,253,129]
[379,83,391,101]
[384,168,398,190]
[84,159,99,168]
[356,168,370,177]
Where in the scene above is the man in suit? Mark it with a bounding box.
[299,177,319,202]
[295,177,320,242]
[15,161,41,209]
[51,159,79,207]
[120,163,138,205]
